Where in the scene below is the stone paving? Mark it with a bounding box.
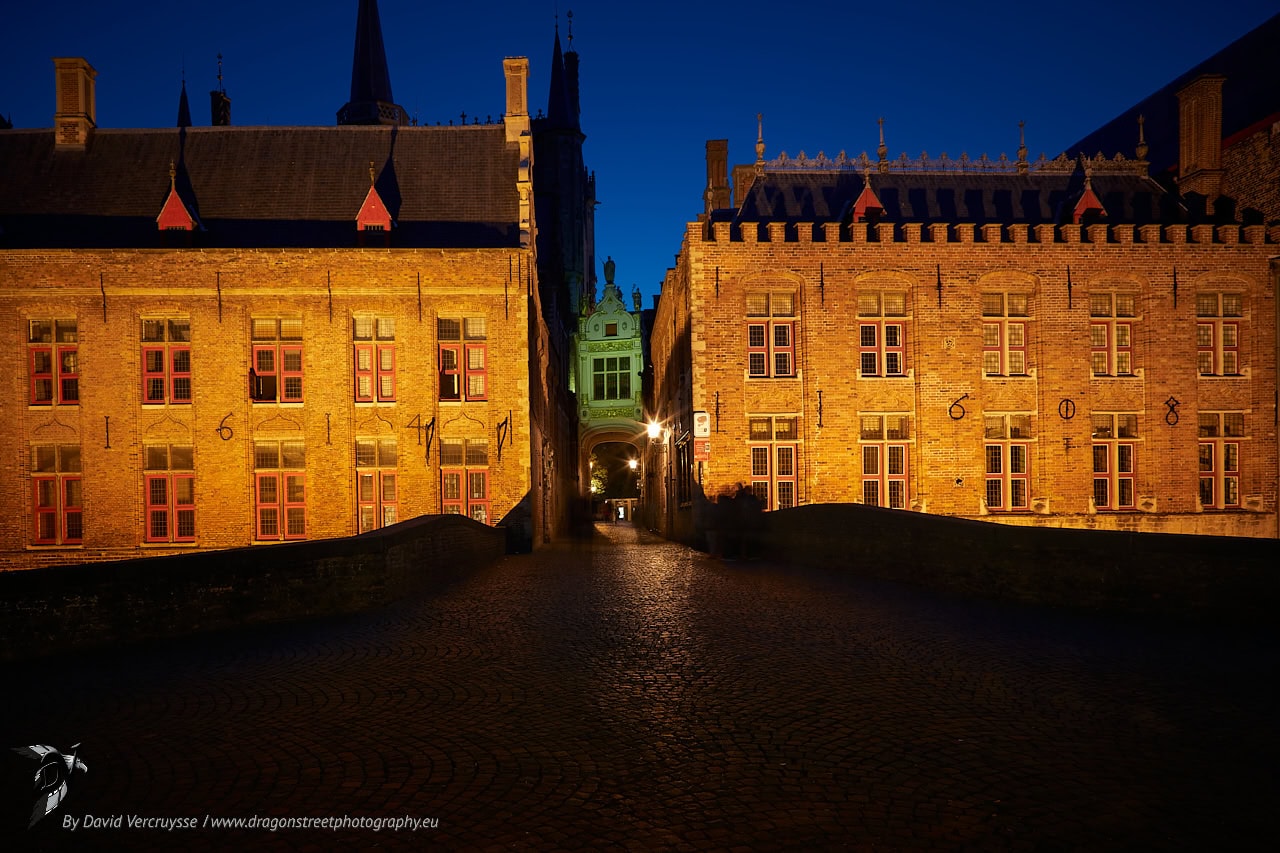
[1,522,1276,851]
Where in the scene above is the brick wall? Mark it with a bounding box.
[651,220,1278,538]
[1,248,536,570]
[756,502,1280,623]
[0,513,504,661]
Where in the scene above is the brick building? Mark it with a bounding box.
[645,116,1278,541]
[0,1,584,569]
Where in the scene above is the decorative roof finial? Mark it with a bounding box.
[369,160,376,185]
[1136,113,1148,161]
[169,160,176,185]
[216,53,224,94]
[567,9,574,49]
[755,113,765,164]
[877,117,889,172]
[1016,120,1028,174]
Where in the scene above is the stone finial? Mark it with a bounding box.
[1136,114,1148,162]
[1016,120,1028,174]
[369,160,376,184]
[755,113,766,164]
[604,255,615,285]
[877,117,888,172]
[169,160,176,183]
[632,285,642,312]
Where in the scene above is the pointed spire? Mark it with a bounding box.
[755,113,766,164]
[546,20,573,128]
[1016,120,1028,174]
[338,0,407,126]
[1136,113,1149,162]
[877,117,888,171]
[177,79,192,128]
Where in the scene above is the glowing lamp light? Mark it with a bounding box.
[646,421,662,440]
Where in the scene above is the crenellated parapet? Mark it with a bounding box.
[698,220,1277,247]
[759,149,1148,177]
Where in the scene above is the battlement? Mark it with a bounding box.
[760,149,1147,176]
[696,220,1278,248]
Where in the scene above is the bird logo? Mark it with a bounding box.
[11,744,87,829]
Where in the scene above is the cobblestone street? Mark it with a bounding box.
[2,523,1275,851]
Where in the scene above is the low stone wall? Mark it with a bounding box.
[756,504,1280,624]
[0,514,504,662]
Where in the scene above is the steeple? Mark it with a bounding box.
[546,22,572,129]
[176,79,192,128]
[337,0,408,126]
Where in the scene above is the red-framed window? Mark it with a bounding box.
[250,318,303,403]
[1091,414,1137,510]
[860,414,910,509]
[440,438,490,523]
[356,437,398,532]
[353,317,396,403]
[254,440,306,540]
[438,317,488,401]
[1088,293,1135,377]
[1198,412,1244,509]
[143,444,195,542]
[748,416,799,509]
[857,292,908,377]
[1196,293,1243,376]
[31,444,82,545]
[984,414,1032,511]
[141,319,192,404]
[981,293,1029,376]
[28,319,79,406]
[746,293,796,378]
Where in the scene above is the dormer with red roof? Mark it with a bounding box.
[1072,169,1108,224]
[156,161,196,232]
[357,162,392,245]
[852,171,884,223]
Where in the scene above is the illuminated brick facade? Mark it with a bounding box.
[0,3,588,569]
[647,154,1278,541]
[0,249,538,568]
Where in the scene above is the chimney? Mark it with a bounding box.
[210,90,231,126]
[210,53,231,126]
[503,57,530,142]
[705,139,730,215]
[53,58,96,148]
[1176,74,1225,201]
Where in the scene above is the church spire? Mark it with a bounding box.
[337,0,408,126]
[546,21,573,129]
[176,78,192,128]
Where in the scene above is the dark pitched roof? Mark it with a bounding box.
[1064,13,1280,175]
[730,164,1178,226]
[0,124,521,248]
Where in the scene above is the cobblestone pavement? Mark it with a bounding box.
[2,523,1276,851]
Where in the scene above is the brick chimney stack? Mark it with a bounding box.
[53,58,96,148]
[705,139,731,216]
[1176,74,1226,202]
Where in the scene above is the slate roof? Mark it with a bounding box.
[1064,13,1280,176]
[728,167,1180,227]
[0,124,520,248]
